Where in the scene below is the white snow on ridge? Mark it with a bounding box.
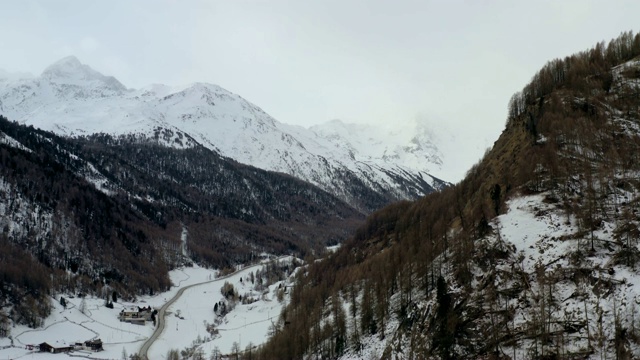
[0,131,31,152]
[309,118,442,171]
[0,56,448,201]
[0,68,34,83]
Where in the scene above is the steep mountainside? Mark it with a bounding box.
[257,31,640,359]
[0,57,447,211]
[0,116,365,328]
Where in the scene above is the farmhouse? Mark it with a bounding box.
[74,339,103,351]
[39,342,73,353]
[38,338,103,353]
[84,339,103,351]
[118,305,154,325]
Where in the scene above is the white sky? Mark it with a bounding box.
[1,0,639,181]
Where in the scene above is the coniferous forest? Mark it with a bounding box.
[0,117,366,327]
[256,30,640,359]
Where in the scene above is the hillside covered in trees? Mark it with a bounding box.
[0,118,366,328]
[256,31,640,359]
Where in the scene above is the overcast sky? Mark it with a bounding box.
[1,1,639,181]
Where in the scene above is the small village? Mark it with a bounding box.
[0,260,297,359]
[31,338,103,354]
[24,304,157,355]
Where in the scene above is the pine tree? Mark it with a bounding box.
[434,276,454,360]
[166,349,179,360]
[0,311,10,338]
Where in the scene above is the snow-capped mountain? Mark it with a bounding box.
[309,118,442,174]
[0,57,447,209]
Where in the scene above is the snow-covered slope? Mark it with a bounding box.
[331,189,640,359]
[309,119,442,173]
[0,57,447,207]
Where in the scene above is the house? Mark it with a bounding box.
[119,305,154,324]
[71,338,103,352]
[84,338,103,351]
[119,307,139,320]
[137,305,153,319]
[38,342,73,353]
[39,343,53,353]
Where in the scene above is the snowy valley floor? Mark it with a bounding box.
[0,257,295,360]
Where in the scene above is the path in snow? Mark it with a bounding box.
[138,257,287,360]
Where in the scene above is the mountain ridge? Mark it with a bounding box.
[0,57,448,210]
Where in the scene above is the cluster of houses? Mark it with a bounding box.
[26,305,156,355]
[31,338,103,354]
[118,305,156,325]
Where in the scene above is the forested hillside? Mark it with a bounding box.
[257,31,640,359]
[0,117,364,328]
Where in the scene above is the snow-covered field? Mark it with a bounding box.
[0,257,296,360]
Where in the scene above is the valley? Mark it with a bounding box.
[0,256,299,359]
[1,6,639,358]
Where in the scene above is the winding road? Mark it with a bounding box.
[138,257,287,360]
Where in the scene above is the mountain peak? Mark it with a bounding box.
[42,56,84,76]
[0,57,446,207]
[53,55,81,66]
[41,56,126,93]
